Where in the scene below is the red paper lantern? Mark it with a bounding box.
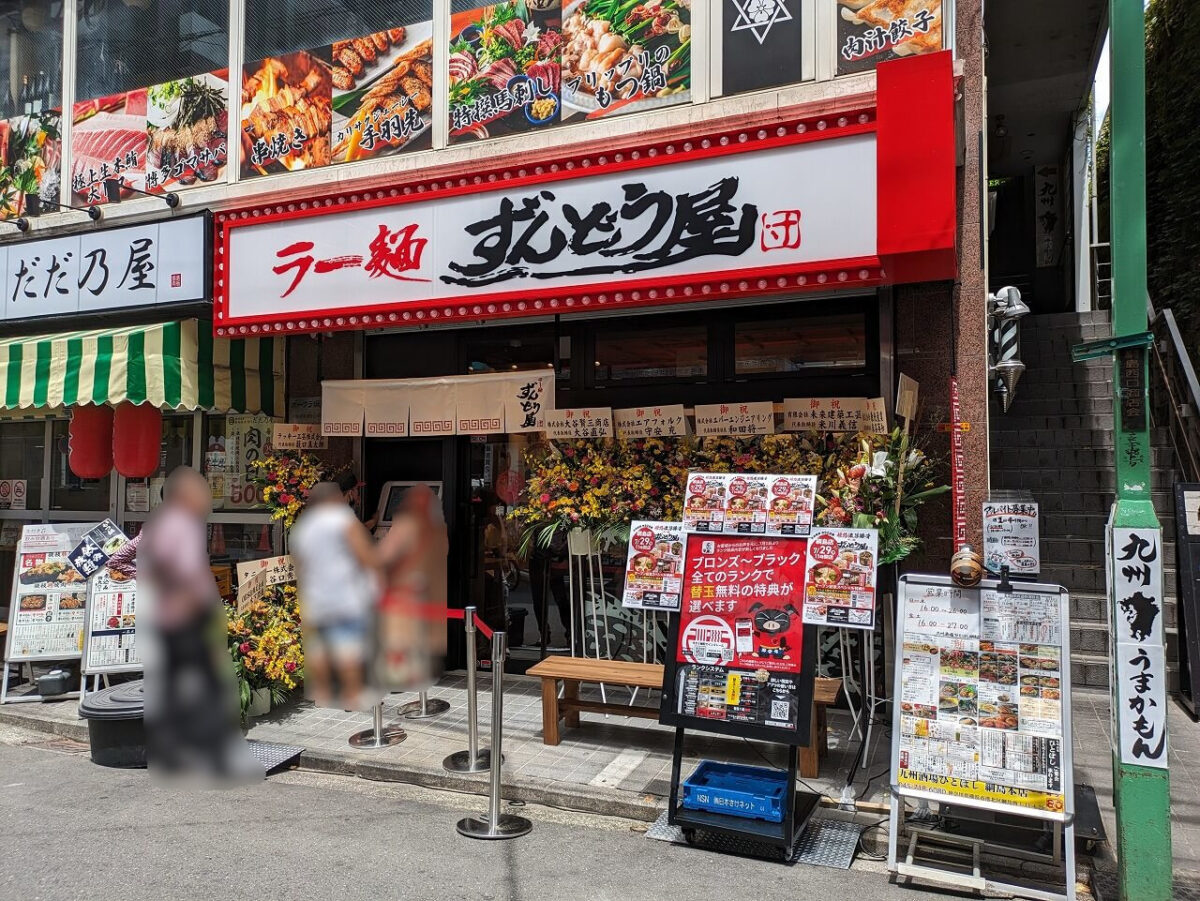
[68,405,114,479]
[112,402,162,478]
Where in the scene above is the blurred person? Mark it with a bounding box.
[335,469,379,531]
[530,529,571,649]
[375,485,448,694]
[138,466,258,781]
[290,481,381,710]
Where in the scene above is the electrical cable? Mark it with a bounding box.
[856,818,890,861]
[740,737,826,797]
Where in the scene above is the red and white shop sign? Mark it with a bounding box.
[678,533,808,675]
[214,51,956,336]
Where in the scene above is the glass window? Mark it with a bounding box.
[594,325,707,382]
[0,5,64,221]
[0,421,45,508]
[463,331,555,375]
[735,313,867,374]
[50,419,111,511]
[241,0,433,178]
[72,1,230,205]
[202,414,274,512]
[122,414,192,514]
[0,518,40,619]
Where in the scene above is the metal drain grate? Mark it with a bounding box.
[644,809,865,869]
[246,740,304,775]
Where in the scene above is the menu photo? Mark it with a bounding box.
[802,527,879,628]
[622,520,685,611]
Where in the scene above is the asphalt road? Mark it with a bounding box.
[0,721,942,901]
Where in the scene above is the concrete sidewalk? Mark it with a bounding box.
[6,672,1200,896]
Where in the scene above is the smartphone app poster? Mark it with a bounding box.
[677,533,808,674]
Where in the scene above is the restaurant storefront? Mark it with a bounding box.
[0,215,285,625]
[212,49,964,671]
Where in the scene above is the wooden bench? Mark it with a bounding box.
[528,655,843,778]
[528,657,665,746]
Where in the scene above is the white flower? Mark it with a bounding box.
[868,451,892,477]
[524,24,541,45]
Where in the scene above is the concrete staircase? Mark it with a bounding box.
[989,310,1178,690]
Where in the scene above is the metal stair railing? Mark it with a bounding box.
[1147,295,1200,483]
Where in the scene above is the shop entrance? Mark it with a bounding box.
[363,432,556,674]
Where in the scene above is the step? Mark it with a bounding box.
[1023,310,1112,329]
[1068,636,1181,693]
[1016,380,1117,402]
[1038,562,1178,597]
[990,447,1116,471]
[1067,592,1178,631]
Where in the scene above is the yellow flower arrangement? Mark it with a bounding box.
[227,582,304,715]
[248,449,323,530]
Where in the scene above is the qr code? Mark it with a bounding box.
[770,700,789,720]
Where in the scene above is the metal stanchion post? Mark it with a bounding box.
[348,699,406,748]
[456,631,531,840]
[398,688,451,719]
[444,607,500,773]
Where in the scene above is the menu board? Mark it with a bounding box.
[892,575,1072,821]
[802,528,879,629]
[660,533,816,745]
[3,524,94,663]
[83,570,139,674]
[983,500,1041,575]
[622,521,685,611]
[682,472,728,533]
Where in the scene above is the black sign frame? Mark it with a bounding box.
[658,612,816,746]
[1173,483,1200,720]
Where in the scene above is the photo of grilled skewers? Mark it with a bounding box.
[331,25,435,163]
[241,49,333,177]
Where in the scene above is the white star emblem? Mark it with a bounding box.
[729,0,793,45]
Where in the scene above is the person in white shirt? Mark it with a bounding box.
[290,481,381,709]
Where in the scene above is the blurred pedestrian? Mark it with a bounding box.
[290,481,380,710]
[335,469,379,531]
[375,485,448,694]
[138,466,258,781]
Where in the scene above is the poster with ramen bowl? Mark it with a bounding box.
[682,472,728,533]
[802,527,879,629]
[622,520,685,610]
[722,473,770,535]
[763,474,817,537]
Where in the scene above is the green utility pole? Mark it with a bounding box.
[1106,0,1173,896]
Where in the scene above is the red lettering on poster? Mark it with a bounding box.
[677,533,809,674]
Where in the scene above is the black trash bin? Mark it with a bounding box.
[78,680,146,768]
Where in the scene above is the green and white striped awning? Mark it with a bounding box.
[0,319,283,414]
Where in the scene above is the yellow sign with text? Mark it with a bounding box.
[725,673,742,706]
[897,769,1065,814]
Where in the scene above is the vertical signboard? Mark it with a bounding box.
[659,533,815,744]
[1111,527,1169,768]
[892,574,1073,818]
[3,524,94,665]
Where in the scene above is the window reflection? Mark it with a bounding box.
[594,325,707,382]
[735,313,866,374]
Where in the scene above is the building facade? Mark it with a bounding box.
[0,1,986,640]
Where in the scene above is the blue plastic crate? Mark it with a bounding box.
[680,761,788,823]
